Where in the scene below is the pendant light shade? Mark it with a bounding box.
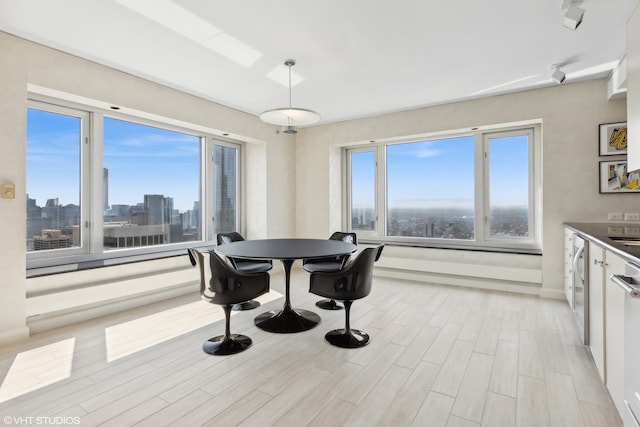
[260,59,320,133]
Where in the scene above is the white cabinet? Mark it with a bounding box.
[588,243,606,382]
[604,250,626,419]
[564,226,630,420]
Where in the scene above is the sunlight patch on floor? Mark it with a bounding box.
[104,290,283,362]
[0,337,75,403]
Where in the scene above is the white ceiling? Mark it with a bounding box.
[1,0,638,126]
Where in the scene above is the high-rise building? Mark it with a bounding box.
[164,196,174,225]
[62,204,79,228]
[190,201,199,230]
[425,222,435,237]
[42,198,61,231]
[214,146,236,232]
[144,194,165,226]
[32,229,72,250]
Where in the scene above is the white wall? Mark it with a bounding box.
[295,79,633,298]
[0,32,296,344]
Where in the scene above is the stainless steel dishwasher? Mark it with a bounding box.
[610,261,640,426]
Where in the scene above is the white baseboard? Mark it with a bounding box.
[0,326,30,346]
[374,267,542,296]
[539,287,566,300]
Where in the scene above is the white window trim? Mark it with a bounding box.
[26,100,91,260]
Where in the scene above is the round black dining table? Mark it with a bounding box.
[214,238,357,333]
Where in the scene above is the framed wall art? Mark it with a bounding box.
[599,160,640,193]
[599,122,627,156]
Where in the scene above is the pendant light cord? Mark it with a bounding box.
[288,62,292,110]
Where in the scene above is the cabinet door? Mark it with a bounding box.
[564,229,573,306]
[588,243,605,382]
[605,250,626,418]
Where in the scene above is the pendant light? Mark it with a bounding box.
[259,59,320,134]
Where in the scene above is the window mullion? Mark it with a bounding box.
[477,132,489,244]
[88,112,103,254]
[376,145,385,238]
[203,136,212,242]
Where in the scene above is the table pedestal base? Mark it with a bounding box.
[254,306,320,333]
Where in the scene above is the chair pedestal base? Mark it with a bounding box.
[315,299,343,310]
[325,329,370,348]
[232,300,260,311]
[255,306,320,333]
[203,334,252,355]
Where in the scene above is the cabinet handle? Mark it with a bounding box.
[610,274,640,298]
[625,400,640,427]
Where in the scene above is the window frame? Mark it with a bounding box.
[344,122,542,254]
[26,95,243,271]
[345,147,379,236]
[482,127,539,248]
[26,101,91,260]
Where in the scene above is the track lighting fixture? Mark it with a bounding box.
[563,5,584,30]
[551,66,566,84]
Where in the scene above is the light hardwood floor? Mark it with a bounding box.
[0,267,623,426]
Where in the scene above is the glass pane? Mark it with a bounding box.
[26,108,82,252]
[213,144,237,234]
[350,151,376,231]
[488,134,529,238]
[386,136,475,239]
[103,118,200,249]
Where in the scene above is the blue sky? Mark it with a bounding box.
[27,109,81,206]
[352,134,529,209]
[27,110,200,212]
[103,118,199,212]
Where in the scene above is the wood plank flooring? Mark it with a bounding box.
[0,268,623,426]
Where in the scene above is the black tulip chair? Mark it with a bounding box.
[216,232,272,311]
[303,232,357,310]
[188,248,269,355]
[309,244,384,348]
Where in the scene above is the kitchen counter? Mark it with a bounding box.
[565,222,640,265]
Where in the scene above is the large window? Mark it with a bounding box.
[26,106,87,252]
[26,98,241,268]
[346,124,541,253]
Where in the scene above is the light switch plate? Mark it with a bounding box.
[1,183,15,199]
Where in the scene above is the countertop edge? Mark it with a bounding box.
[565,222,640,266]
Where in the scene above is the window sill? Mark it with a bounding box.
[357,238,542,256]
[26,242,215,278]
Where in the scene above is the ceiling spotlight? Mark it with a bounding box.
[563,6,584,30]
[551,66,566,84]
[260,59,320,134]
